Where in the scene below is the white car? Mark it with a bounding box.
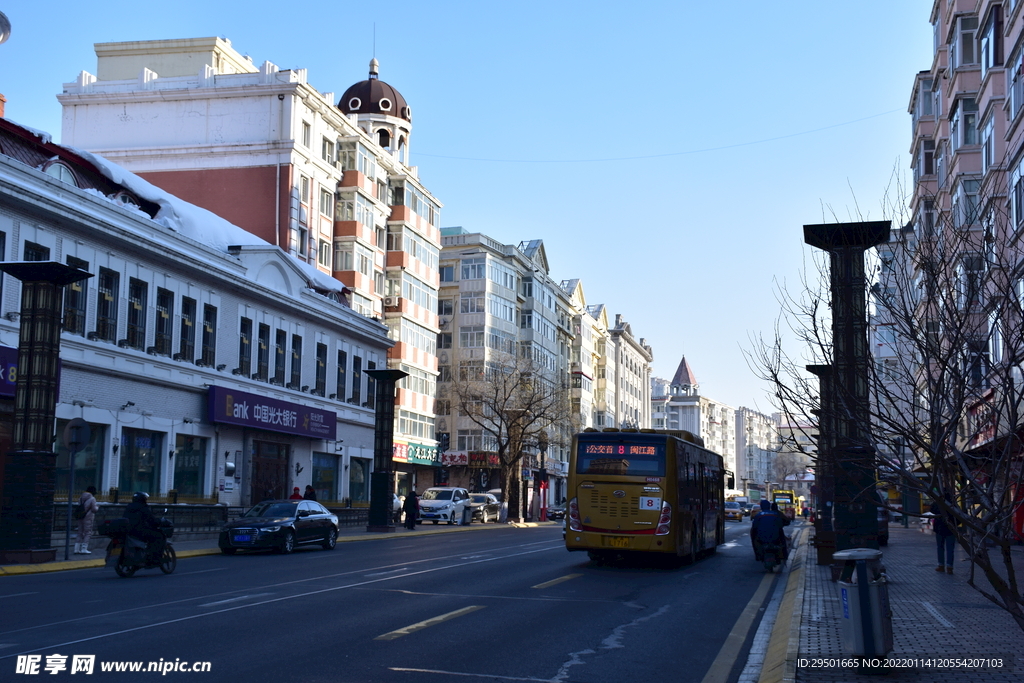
[417,487,470,525]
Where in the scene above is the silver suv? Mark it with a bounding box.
[417,487,470,525]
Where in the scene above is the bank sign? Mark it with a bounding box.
[208,386,336,439]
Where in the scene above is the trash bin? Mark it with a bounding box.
[461,505,473,526]
[834,548,893,663]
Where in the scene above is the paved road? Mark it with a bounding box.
[0,521,778,682]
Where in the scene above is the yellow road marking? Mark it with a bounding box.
[374,605,485,641]
[531,573,582,589]
[700,572,775,683]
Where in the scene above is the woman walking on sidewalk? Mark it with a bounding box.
[930,499,956,574]
[75,486,100,554]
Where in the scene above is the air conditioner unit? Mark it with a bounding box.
[384,296,400,307]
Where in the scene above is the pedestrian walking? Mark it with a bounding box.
[403,490,419,530]
[289,487,303,500]
[303,485,317,501]
[75,485,100,554]
[930,499,957,574]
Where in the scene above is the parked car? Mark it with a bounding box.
[418,487,470,525]
[725,501,744,522]
[547,504,566,521]
[467,493,501,523]
[219,499,339,554]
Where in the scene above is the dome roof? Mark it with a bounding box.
[339,59,411,122]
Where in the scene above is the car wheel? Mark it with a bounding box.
[481,510,489,524]
[322,528,337,551]
[220,547,237,555]
[279,530,295,554]
[448,512,456,525]
[160,546,177,574]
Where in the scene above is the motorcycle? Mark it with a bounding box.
[101,517,177,578]
[761,540,784,573]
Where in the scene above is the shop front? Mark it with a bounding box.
[393,440,441,495]
[207,386,336,507]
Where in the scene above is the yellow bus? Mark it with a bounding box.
[565,428,727,564]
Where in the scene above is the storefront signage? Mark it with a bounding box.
[0,345,61,398]
[468,451,500,468]
[442,451,468,466]
[393,441,439,466]
[207,386,335,438]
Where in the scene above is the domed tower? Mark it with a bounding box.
[339,59,412,164]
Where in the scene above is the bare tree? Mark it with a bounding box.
[445,351,577,521]
[751,185,1024,631]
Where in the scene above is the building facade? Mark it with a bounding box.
[0,118,390,509]
[58,38,443,495]
[735,407,777,502]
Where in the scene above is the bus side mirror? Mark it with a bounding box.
[727,476,735,489]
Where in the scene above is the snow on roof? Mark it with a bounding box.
[66,145,346,295]
[6,118,53,145]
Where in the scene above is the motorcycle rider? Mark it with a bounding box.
[123,492,165,563]
[750,499,789,562]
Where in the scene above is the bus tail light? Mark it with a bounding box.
[655,501,671,535]
[568,497,582,532]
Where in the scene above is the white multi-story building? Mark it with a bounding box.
[0,117,389,508]
[58,37,442,496]
[607,315,653,429]
[735,407,777,502]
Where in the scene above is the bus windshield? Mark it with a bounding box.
[576,441,666,476]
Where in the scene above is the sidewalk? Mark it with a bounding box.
[784,524,1024,683]
[0,519,551,576]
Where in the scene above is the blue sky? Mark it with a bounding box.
[0,1,932,411]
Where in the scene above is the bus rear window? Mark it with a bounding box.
[576,442,666,476]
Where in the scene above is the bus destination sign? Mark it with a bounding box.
[583,444,659,456]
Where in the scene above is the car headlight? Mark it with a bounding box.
[260,526,281,533]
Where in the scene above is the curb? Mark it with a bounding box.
[758,525,810,683]
[0,520,557,576]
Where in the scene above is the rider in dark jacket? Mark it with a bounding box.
[750,500,789,561]
[123,492,165,561]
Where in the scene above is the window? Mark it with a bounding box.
[366,361,376,409]
[155,288,173,355]
[301,121,311,148]
[352,355,362,405]
[126,278,147,350]
[173,434,208,498]
[290,334,302,389]
[63,256,88,336]
[982,115,995,173]
[337,349,348,400]
[461,258,485,280]
[318,239,331,268]
[959,253,985,309]
[438,332,452,349]
[980,7,1003,80]
[178,297,196,362]
[44,163,77,186]
[321,136,335,165]
[274,329,287,385]
[989,310,1004,366]
[438,299,454,316]
[439,265,455,282]
[950,98,978,151]
[239,317,253,376]
[950,16,978,71]
[315,343,327,396]
[257,323,270,380]
[95,268,118,342]
[954,179,980,229]
[460,326,485,348]
[23,241,50,261]
[300,175,310,204]
[460,291,485,314]
[320,189,334,218]
[200,304,217,367]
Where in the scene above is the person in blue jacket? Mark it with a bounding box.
[750,499,789,561]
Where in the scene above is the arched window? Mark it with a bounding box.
[398,137,407,164]
[44,162,78,186]
[377,129,391,149]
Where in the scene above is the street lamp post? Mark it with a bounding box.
[365,368,407,533]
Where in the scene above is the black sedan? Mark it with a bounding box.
[467,493,501,523]
[219,500,339,554]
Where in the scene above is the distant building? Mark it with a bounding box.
[735,407,777,501]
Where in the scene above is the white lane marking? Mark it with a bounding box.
[0,592,38,599]
[0,544,560,659]
[531,574,582,590]
[364,568,411,577]
[721,541,740,549]
[0,538,564,638]
[922,601,955,627]
[198,593,274,608]
[390,668,550,682]
[375,605,484,640]
[178,568,228,576]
